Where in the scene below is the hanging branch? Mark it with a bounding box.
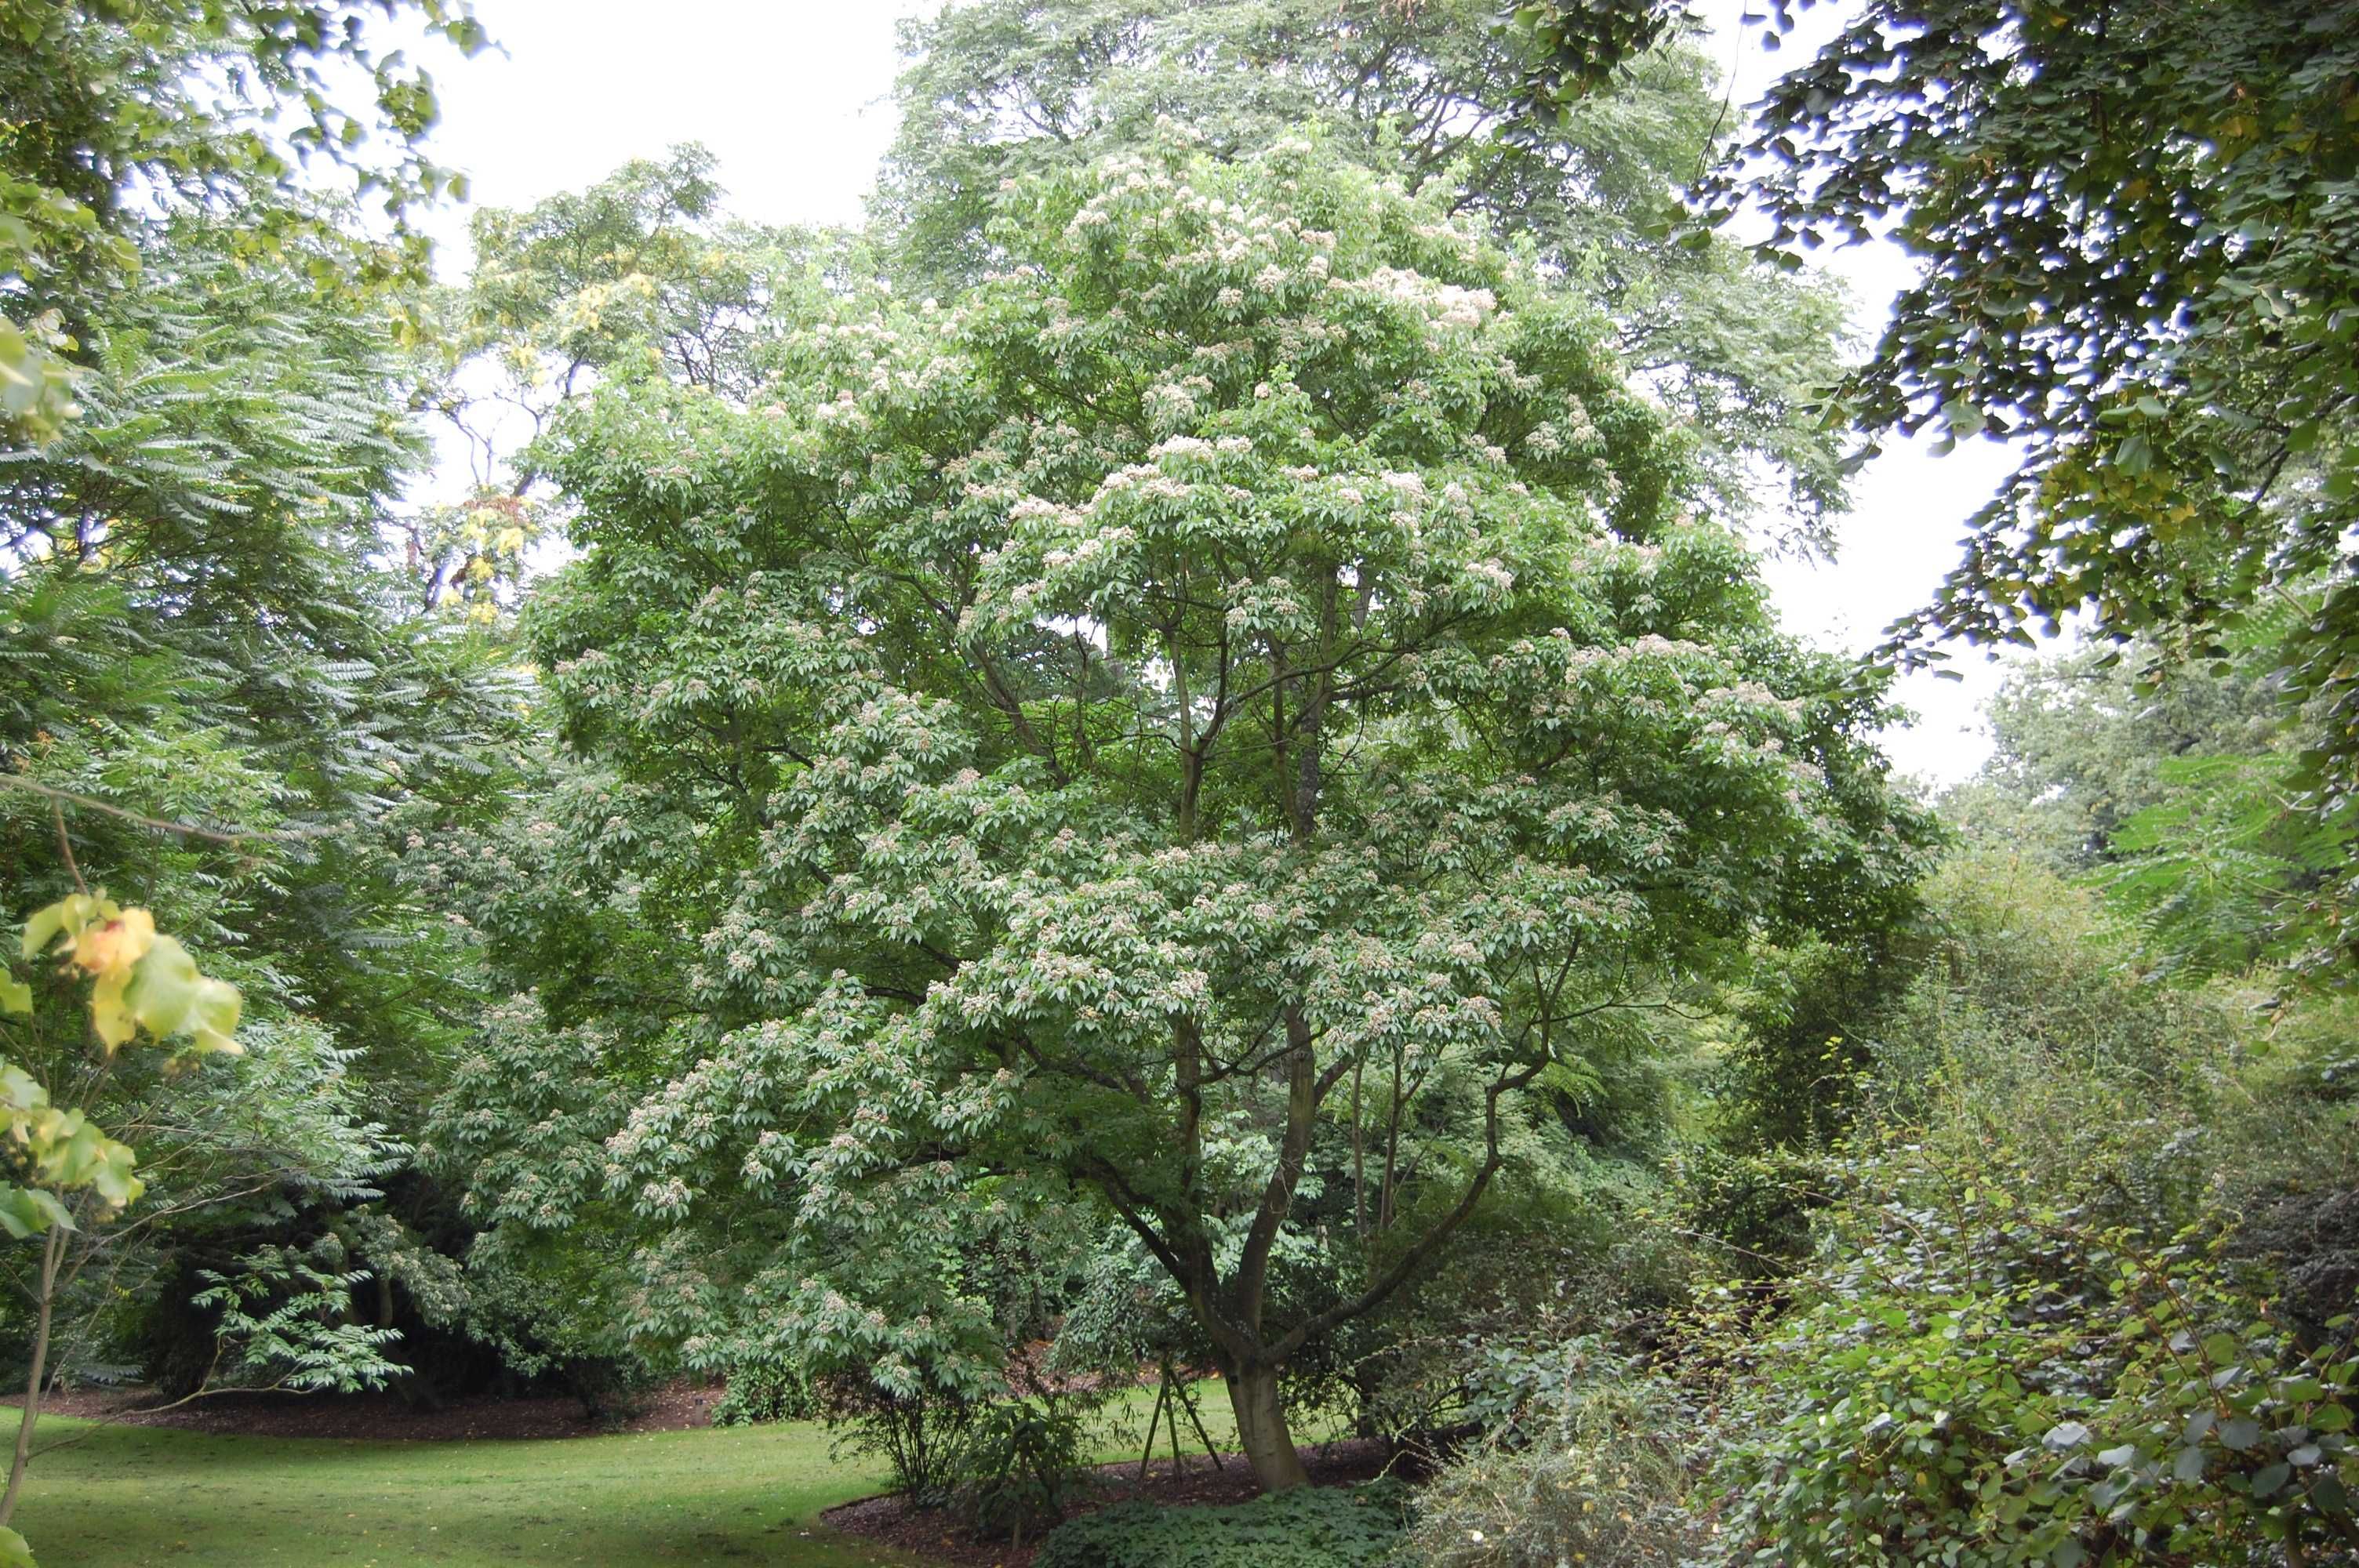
[0,775,255,848]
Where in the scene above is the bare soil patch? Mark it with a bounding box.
[824,1438,1410,1568]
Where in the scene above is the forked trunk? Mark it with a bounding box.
[1223,1362,1310,1493]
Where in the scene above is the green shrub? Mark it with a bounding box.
[1717,926,1931,1150]
[1710,1138,2359,1566]
[558,1354,662,1426]
[1866,851,2244,1123]
[1409,1345,1704,1568]
[953,1394,1097,1544]
[1330,1173,1704,1447]
[1670,1142,1829,1274]
[814,1374,977,1505]
[711,1360,812,1426]
[1034,1483,1408,1568]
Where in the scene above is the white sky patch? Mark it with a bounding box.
[416,0,2056,784]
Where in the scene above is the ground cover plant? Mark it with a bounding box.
[1035,1483,1409,1568]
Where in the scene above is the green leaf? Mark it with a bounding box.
[187,978,242,1058]
[0,1186,72,1240]
[2044,1421,2092,1451]
[20,894,96,963]
[124,934,203,1038]
[0,1067,44,1113]
[0,974,27,1015]
[121,937,240,1055]
[0,1523,34,1568]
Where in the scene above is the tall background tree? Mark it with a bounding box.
[0,0,523,1422]
[882,0,1853,543]
[1520,0,2359,967]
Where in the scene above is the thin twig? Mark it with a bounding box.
[49,801,86,897]
[4,775,255,849]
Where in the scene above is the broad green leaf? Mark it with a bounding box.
[125,934,203,1038]
[0,1186,72,1240]
[186,977,242,1057]
[20,893,96,963]
[0,1066,43,1113]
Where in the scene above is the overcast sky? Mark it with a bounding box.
[413,0,2044,786]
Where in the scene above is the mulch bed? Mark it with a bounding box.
[823,1437,1411,1568]
[22,1378,725,1441]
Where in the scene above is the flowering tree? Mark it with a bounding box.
[442,133,1929,1491]
[879,0,1855,542]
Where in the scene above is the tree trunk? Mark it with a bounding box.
[1223,1363,1310,1493]
[2,1225,66,1528]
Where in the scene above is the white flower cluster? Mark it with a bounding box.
[1464,558,1517,593]
[1331,267,1498,330]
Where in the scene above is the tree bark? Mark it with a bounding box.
[1,1224,66,1528]
[1223,1362,1310,1493]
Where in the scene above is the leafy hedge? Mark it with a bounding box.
[1710,1149,2359,1566]
[711,1362,812,1427]
[1034,1483,1408,1568]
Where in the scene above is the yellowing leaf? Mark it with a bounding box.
[20,892,100,962]
[70,906,154,981]
[0,973,27,1014]
[88,969,135,1052]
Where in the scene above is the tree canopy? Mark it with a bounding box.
[0,5,537,1562]
[435,130,1932,1492]
[882,0,1853,540]
[1520,0,2359,962]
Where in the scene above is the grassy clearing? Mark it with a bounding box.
[0,1381,1289,1567]
[5,1414,918,1567]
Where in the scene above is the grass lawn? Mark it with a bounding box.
[3,1414,922,1567]
[0,1381,1271,1567]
